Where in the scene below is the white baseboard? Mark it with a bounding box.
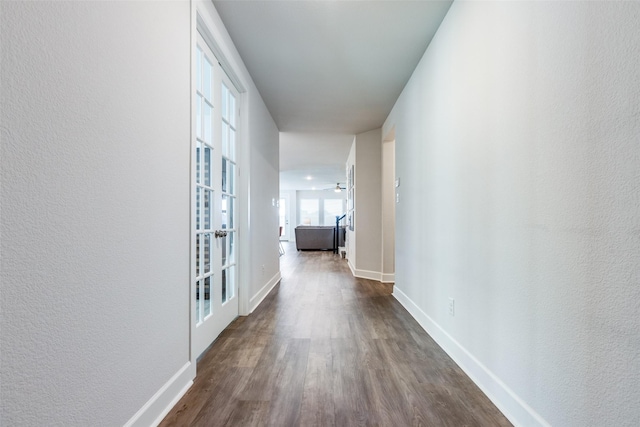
[249,271,281,313]
[347,260,378,281]
[354,268,381,281]
[350,266,386,282]
[392,287,550,427]
[124,361,194,427]
[347,259,356,276]
[347,261,392,283]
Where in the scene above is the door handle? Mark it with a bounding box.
[214,230,228,238]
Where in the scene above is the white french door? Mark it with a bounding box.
[193,34,240,358]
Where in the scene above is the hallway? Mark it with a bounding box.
[161,243,511,426]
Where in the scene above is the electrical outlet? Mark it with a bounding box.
[448,298,455,316]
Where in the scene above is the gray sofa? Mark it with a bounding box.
[295,226,345,250]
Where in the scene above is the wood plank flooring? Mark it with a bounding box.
[160,243,511,426]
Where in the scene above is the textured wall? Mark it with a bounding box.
[1,1,191,425]
[385,1,640,426]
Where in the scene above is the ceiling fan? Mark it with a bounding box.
[324,182,346,193]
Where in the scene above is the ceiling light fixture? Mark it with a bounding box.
[334,183,342,193]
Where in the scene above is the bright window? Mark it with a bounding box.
[323,199,344,226]
[300,199,319,225]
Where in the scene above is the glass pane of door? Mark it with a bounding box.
[195,44,215,326]
[220,81,237,305]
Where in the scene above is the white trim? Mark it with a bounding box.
[238,90,250,316]
[196,14,245,93]
[381,273,395,283]
[392,287,551,427]
[348,262,383,282]
[347,258,356,276]
[353,268,381,281]
[249,271,281,313]
[124,362,194,427]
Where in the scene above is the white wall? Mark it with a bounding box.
[345,129,383,280]
[381,138,396,282]
[247,89,280,308]
[1,1,280,425]
[354,129,383,274]
[384,2,640,426]
[1,2,191,425]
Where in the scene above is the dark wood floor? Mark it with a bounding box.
[160,243,511,426]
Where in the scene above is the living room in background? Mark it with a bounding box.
[297,191,347,227]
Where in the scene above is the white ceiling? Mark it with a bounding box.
[279,132,354,191]
[212,0,453,190]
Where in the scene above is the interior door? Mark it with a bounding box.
[193,34,239,358]
[279,195,289,240]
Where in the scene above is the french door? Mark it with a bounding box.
[193,34,240,358]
